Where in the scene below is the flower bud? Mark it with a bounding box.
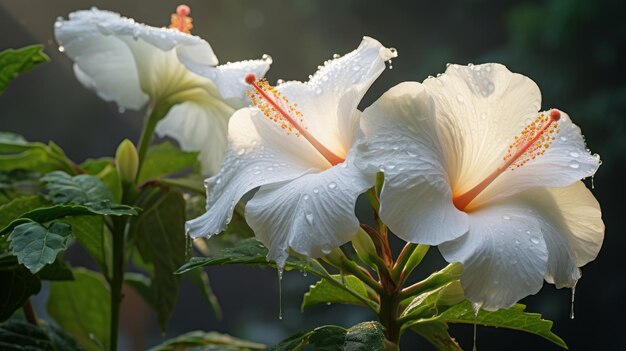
[322,247,348,269]
[115,139,139,183]
[352,227,378,268]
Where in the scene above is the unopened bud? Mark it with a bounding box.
[115,139,139,183]
[322,247,348,269]
[352,228,377,268]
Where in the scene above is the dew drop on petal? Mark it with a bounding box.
[471,302,481,351]
[262,54,273,63]
[502,215,511,220]
[303,194,310,201]
[569,161,580,169]
[480,112,487,120]
[313,188,319,194]
[305,212,314,224]
[333,53,340,59]
[58,45,65,53]
[328,182,337,189]
[237,148,245,156]
[530,237,540,245]
[569,151,580,158]
[315,87,323,95]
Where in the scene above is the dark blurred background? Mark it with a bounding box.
[1,0,624,350]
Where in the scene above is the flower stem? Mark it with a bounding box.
[109,217,126,351]
[136,102,171,180]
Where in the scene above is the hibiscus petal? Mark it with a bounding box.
[475,111,601,205]
[421,63,542,194]
[275,36,397,155]
[519,182,604,288]
[55,8,217,109]
[181,58,271,101]
[439,199,549,310]
[356,82,469,245]
[155,100,234,175]
[245,153,372,268]
[186,108,319,238]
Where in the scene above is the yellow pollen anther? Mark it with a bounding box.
[452,109,561,211]
[169,5,193,34]
[244,73,345,167]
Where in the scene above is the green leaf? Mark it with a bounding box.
[47,268,110,351]
[399,263,464,304]
[0,265,41,321]
[0,170,42,204]
[138,141,199,183]
[187,268,222,320]
[80,157,121,203]
[148,330,265,351]
[36,258,74,281]
[410,322,462,351]
[408,301,567,349]
[0,133,73,174]
[302,274,372,311]
[41,171,136,216]
[0,195,49,229]
[59,215,109,276]
[1,203,135,235]
[400,281,465,321]
[124,272,154,308]
[131,185,187,332]
[0,45,48,95]
[268,321,385,351]
[8,221,71,273]
[176,238,327,277]
[0,320,86,351]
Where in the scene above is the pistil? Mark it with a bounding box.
[453,109,561,211]
[169,5,193,34]
[245,73,345,166]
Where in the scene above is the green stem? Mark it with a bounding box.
[391,243,417,283]
[136,102,170,180]
[109,217,125,351]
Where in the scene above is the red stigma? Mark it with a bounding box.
[244,73,257,85]
[549,108,561,121]
[176,5,191,16]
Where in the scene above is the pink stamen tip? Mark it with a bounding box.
[176,5,191,16]
[549,108,561,121]
[244,73,257,85]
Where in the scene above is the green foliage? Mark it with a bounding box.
[138,141,199,182]
[0,133,74,174]
[268,321,386,351]
[60,215,109,276]
[0,45,48,95]
[131,185,187,332]
[0,195,49,229]
[47,268,110,351]
[0,321,86,351]
[408,301,567,349]
[148,331,265,351]
[41,171,137,216]
[0,171,42,205]
[187,268,222,320]
[302,274,373,311]
[0,264,41,321]
[8,221,71,274]
[80,157,121,202]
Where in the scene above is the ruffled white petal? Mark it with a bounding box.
[186,108,320,238]
[245,153,372,268]
[474,111,601,205]
[274,36,397,156]
[55,8,218,109]
[155,100,234,175]
[356,82,468,244]
[439,199,549,310]
[519,182,604,288]
[182,58,271,101]
[421,63,542,195]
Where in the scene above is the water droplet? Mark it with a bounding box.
[305,213,314,224]
[502,215,511,220]
[326,302,332,306]
[515,239,520,245]
[352,65,361,71]
[560,136,568,141]
[54,20,63,28]
[569,151,580,158]
[117,106,125,114]
[530,237,540,244]
[277,268,283,320]
[591,175,595,189]
[472,302,481,351]
[570,282,576,319]
[303,194,310,201]
[480,112,487,120]
[237,148,245,156]
[315,87,323,95]
[253,170,261,175]
[262,54,273,63]
[276,79,285,85]
[332,53,341,59]
[313,188,319,194]
[456,94,465,103]
[58,45,65,53]
[569,161,580,169]
[303,271,308,277]
[446,63,452,68]
[388,60,393,70]
[328,182,337,189]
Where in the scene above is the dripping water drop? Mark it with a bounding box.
[570,282,576,319]
[277,268,283,320]
[58,45,65,53]
[472,302,481,351]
